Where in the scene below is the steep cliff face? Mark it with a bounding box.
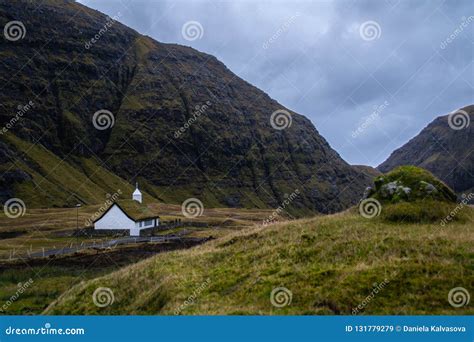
[0,0,371,214]
[379,105,474,200]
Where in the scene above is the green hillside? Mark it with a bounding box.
[45,207,474,315]
[0,133,148,207]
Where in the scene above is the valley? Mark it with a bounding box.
[44,206,474,315]
[0,0,472,319]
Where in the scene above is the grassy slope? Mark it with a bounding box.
[2,133,142,207]
[0,264,110,315]
[0,205,275,314]
[45,208,474,315]
[2,132,275,211]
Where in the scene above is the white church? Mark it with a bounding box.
[93,183,160,236]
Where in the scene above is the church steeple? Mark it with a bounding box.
[132,182,143,203]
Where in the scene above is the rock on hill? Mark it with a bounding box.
[0,0,371,214]
[365,166,457,204]
[378,105,474,201]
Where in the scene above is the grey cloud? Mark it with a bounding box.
[78,0,473,166]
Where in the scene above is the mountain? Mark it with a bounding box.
[352,165,381,179]
[378,105,474,200]
[0,0,371,214]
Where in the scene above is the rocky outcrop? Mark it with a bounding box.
[365,166,457,203]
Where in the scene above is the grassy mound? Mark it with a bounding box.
[361,166,459,223]
[380,200,469,223]
[44,209,474,315]
[367,166,457,204]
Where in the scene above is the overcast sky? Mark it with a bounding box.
[78,0,473,166]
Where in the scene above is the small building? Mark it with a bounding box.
[93,184,159,236]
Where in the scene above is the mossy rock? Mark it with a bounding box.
[366,166,457,204]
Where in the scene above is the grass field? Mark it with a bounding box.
[44,205,474,315]
[0,203,275,314]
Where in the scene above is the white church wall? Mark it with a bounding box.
[94,205,135,231]
[130,227,141,236]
